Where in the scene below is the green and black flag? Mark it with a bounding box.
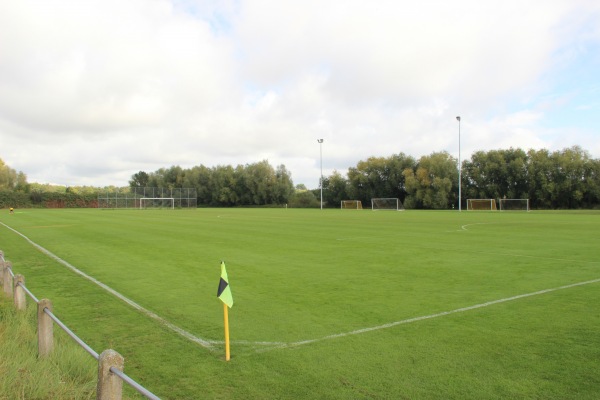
[217,261,233,308]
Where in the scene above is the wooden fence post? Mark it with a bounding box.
[37,298,54,357]
[97,349,124,400]
[3,261,12,296]
[14,274,26,310]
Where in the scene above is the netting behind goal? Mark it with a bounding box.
[467,199,497,211]
[341,200,363,210]
[499,199,530,211]
[371,198,404,211]
[139,198,175,209]
[98,187,197,209]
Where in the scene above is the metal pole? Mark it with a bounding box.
[456,116,461,212]
[318,139,323,210]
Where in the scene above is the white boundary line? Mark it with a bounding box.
[0,221,216,349]
[4,221,599,353]
[257,277,600,352]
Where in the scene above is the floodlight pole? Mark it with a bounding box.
[317,139,324,210]
[456,116,461,212]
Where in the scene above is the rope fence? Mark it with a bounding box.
[0,250,161,400]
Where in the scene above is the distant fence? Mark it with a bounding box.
[0,250,161,400]
[98,187,197,209]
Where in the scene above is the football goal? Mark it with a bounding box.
[341,200,363,210]
[139,198,175,209]
[371,198,404,211]
[467,199,497,211]
[499,198,530,211]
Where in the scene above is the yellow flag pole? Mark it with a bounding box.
[223,302,231,361]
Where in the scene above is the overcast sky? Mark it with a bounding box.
[1,1,599,189]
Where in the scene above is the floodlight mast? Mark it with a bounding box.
[317,139,324,210]
[456,116,461,212]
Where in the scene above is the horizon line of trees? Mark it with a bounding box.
[2,145,600,209]
[320,146,600,209]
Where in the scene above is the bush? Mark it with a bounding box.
[288,190,320,208]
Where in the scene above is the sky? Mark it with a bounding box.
[1,0,599,189]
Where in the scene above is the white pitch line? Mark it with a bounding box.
[460,222,490,231]
[258,277,600,352]
[5,221,599,352]
[0,221,214,349]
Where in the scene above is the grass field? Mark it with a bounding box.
[1,208,599,399]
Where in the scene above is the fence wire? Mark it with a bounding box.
[2,252,161,399]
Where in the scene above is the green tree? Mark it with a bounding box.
[212,165,238,206]
[346,153,416,206]
[322,170,348,207]
[129,171,150,188]
[0,158,27,190]
[273,164,295,205]
[403,151,456,209]
[463,148,528,201]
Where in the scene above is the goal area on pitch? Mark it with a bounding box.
[97,187,197,209]
[341,200,363,210]
[371,198,404,211]
[467,199,497,211]
[499,198,530,211]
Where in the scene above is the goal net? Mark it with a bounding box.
[467,199,497,211]
[371,198,404,211]
[139,198,175,209]
[341,200,363,210]
[499,198,530,211]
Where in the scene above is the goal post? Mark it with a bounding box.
[466,199,497,211]
[139,198,175,209]
[371,198,404,211]
[499,198,530,211]
[341,200,363,210]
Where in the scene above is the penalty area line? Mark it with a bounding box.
[258,277,600,352]
[0,221,215,350]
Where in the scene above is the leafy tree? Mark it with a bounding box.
[403,151,456,209]
[322,170,348,207]
[129,171,150,188]
[346,153,416,206]
[212,165,238,206]
[273,164,295,205]
[463,148,529,201]
[0,158,27,191]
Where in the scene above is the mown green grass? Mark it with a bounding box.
[1,208,599,399]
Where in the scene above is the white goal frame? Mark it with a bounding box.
[341,200,363,210]
[371,198,404,211]
[466,199,497,211]
[139,198,175,209]
[499,198,530,211]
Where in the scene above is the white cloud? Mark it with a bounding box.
[0,0,599,188]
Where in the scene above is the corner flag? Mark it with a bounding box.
[217,261,233,308]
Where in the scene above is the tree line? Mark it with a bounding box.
[320,146,600,209]
[129,160,298,207]
[2,145,600,209]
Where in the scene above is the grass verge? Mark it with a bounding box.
[0,298,96,399]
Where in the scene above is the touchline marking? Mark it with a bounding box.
[0,221,214,349]
[258,278,600,352]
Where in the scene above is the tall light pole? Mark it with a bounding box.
[456,116,461,212]
[317,139,324,210]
